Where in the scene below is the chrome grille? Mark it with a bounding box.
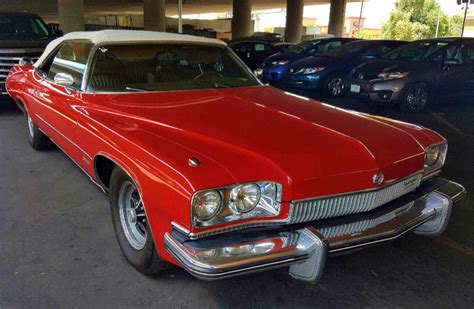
[288,173,422,224]
[0,48,43,94]
[317,202,414,239]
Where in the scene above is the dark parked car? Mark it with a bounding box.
[343,38,474,112]
[229,40,284,70]
[282,40,407,96]
[259,37,358,83]
[0,11,62,96]
[273,42,295,51]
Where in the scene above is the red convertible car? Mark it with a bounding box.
[5,30,466,282]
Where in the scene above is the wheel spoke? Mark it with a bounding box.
[118,181,147,250]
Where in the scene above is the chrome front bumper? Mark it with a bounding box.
[164,179,466,282]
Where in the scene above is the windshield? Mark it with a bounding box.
[286,40,321,53]
[381,41,449,61]
[87,44,260,92]
[0,14,50,39]
[321,41,372,58]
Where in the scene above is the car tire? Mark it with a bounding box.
[109,166,169,275]
[26,113,53,150]
[400,83,430,113]
[324,73,344,97]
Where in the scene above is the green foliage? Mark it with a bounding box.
[381,0,463,40]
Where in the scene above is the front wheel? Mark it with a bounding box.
[26,113,53,150]
[324,74,344,97]
[109,167,168,275]
[400,83,430,113]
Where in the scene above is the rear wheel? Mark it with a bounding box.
[324,74,344,97]
[109,167,168,275]
[400,83,430,113]
[26,113,53,150]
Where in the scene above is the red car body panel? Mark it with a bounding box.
[6,65,445,265]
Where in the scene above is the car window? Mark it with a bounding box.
[460,44,474,64]
[46,41,93,90]
[360,45,393,59]
[0,13,50,39]
[254,43,271,52]
[286,40,321,54]
[382,41,449,61]
[317,41,342,54]
[233,43,253,53]
[320,41,374,58]
[87,44,260,92]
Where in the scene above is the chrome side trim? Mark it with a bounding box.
[35,114,92,160]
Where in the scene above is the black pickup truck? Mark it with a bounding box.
[0,12,62,96]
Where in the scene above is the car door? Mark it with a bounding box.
[435,43,474,97]
[32,41,93,163]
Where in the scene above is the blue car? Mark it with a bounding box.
[281,40,408,96]
[258,37,357,83]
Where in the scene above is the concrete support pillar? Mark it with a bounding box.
[232,0,252,39]
[57,0,85,33]
[144,0,166,32]
[328,0,347,37]
[284,0,304,43]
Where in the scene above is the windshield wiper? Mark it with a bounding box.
[125,86,149,92]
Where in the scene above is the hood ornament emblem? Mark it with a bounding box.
[373,172,384,185]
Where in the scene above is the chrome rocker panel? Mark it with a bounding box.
[164,179,466,282]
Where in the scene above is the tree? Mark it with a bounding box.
[381,0,463,40]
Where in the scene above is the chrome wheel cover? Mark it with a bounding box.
[27,116,34,138]
[118,181,147,250]
[328,77,343,96]
[406,86,428,112]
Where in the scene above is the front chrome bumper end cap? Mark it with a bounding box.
[164,228,328,281]
[164,180,465,282]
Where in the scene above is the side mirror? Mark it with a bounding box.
[54,73,74,87]
[18,57,34,66]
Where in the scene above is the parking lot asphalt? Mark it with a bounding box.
[0,94,473,308]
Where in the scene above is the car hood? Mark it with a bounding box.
[289,56,342,71]
[86,86,437,200]
[354,59,417,75]
[264,52,307,64]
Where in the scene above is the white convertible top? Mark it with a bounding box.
[35,29,227,67]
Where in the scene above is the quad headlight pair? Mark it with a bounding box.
[191,182,282,227]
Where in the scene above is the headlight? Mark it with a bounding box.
[272,60,289,66]
[229,183,261,213]
[192,190,222,221]
[254,68,263,77]
[377,71,409,80]
[425,145,440,166]
[302,67,325,74]
[191,182,282,227]
[423,143,448,179]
